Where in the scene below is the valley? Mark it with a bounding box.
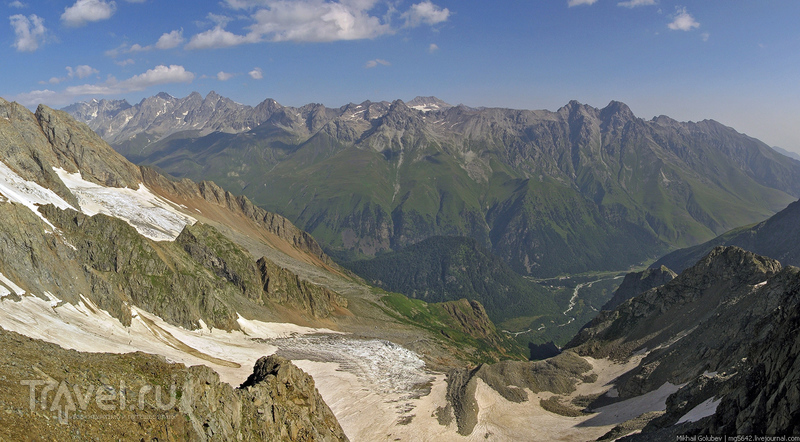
[0,93,799,440]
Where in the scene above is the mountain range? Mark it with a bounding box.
[65,92,800,279]
[0,96,531,439]
[0,93,797,439]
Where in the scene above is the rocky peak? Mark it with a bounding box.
[154,91,175,101]
[557,99,599,127]
[674,246,781,290]
[380,99,426,130]
[35,104,142,188]
[408,96,453,112]
[599,100,636,130]
[602,265,677,311]
[205,90,222,101]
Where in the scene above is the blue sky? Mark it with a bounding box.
[3,0,800,151]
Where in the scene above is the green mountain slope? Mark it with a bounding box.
[344,236,559,323]
[652,197,800,272]
[74,95,800,277]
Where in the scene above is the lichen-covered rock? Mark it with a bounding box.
[257,257,347,318]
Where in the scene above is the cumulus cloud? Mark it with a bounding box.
[249,67,263,79]
[217,71,234,81]
[186,26,260,49]
[249,1,391,42]
[155,29,184,49]
[9,1,26,8]
[70,65,99,79]
[115,58,135,66]
[187,0,450,46]
[567,0,598,6]
[9,14,46,52]
[105,29,185,56]
[402,1,450,27]
[13,65,194,107]
[61,0,116,27]
[701,32,710,42]
[618,0,656,7]
[45,65,99,85]
[428,43,438,53]
[668,7,699,31]
[119,65,194,90]
[364,58,390,68]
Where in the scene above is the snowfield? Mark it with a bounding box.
[0,160,195,241]
[0,283,693,440]
[0,160,76,229]
[54,168,196,241]
[270,335,432,397]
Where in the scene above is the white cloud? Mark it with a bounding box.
[9,14,46,52]
[365,58,390,68]
[61,0,116,27]
[115,58,135,66]
[568,0,598,6]
[105,29,185,56]
[9,1,26,8]
[668,7,699,31]
[70,65,99,79]
[155,29,184,49]
[618,0,656,7]
[701,32,709,42]
[186,26,260,49]
[185,0,451,47]
[13,65,195,107]
[249,67,263,79]
[45,65,99,84]
[428,43,438,53]
[118,65,194,90]
[249,1,391,42]
[217,71,234,81]
[402,1,450,27]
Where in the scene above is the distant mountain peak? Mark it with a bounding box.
[408,96,452,112]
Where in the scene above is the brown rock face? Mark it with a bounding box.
[257,257,347,318]
[0,328,348,441]
[35,104,143,188]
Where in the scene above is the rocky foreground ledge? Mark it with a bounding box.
[0,327,348,441]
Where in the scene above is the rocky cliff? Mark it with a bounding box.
[0,98,349,332]
[601,265,677,311]
[0,327,348,441]
[565,246,800,438]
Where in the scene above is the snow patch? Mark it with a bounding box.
[54,168,196,241]
[42,291,61,307]
[676,397,721,424]
[0,160,76,229]
[0,294,330,385]
[410,104,440,112]
[0,272,25,296]
[236,313,342,339]
[585,382,682,426]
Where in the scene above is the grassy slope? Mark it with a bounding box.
[344,236,560,323]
